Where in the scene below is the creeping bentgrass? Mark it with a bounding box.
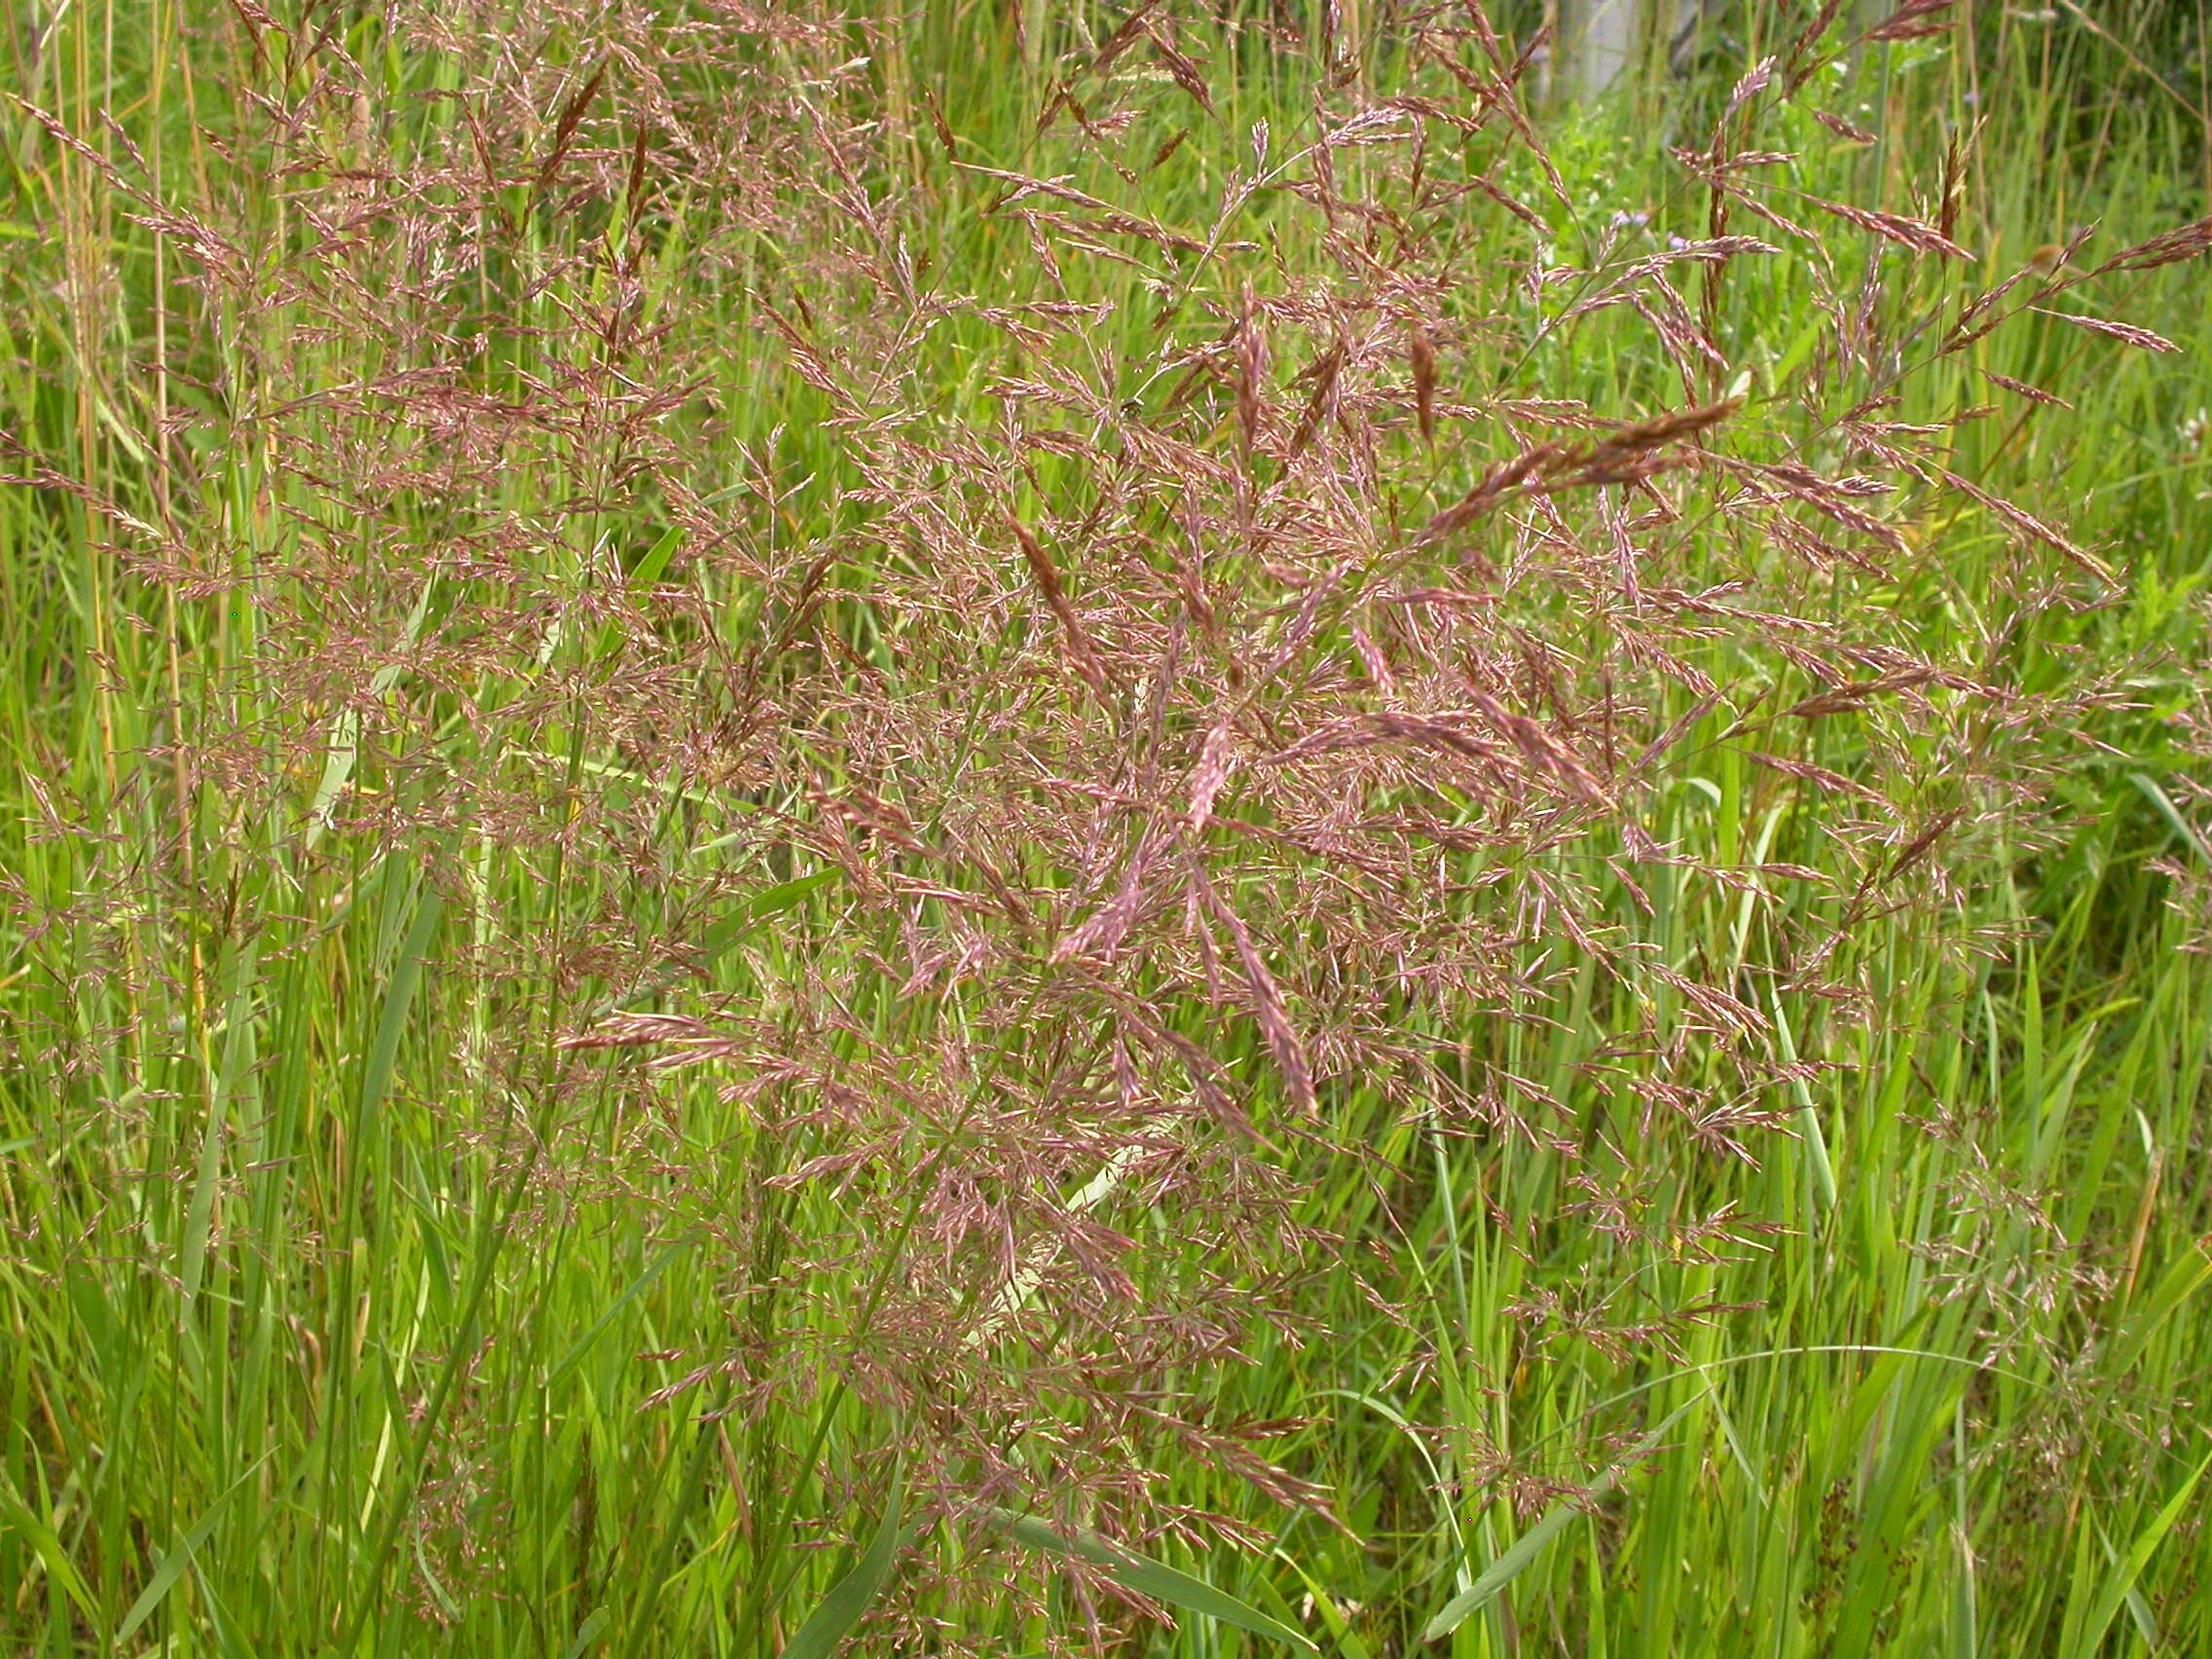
[2,3,2208,1655]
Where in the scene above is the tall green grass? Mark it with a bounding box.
[3,3,2209,1656]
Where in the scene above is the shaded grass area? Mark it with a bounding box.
[3,3,2210,1655]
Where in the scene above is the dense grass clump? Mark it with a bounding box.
[2,2,2209,1655]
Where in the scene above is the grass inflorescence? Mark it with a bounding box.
[2,2,2209,1655]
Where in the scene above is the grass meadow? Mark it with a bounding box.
[3,1,2211,1654]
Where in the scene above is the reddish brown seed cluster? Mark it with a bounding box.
[7,0,2201,1647]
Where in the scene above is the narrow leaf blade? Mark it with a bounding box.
[780,1467,910,1659]
[982,1507,1319,1655]
[1425,1394,1705,1641]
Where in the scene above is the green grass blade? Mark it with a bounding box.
[305,583,433,850]
[2104,1237,2212,1383]
[0,1477,99,1627]
[2057,1447,2212,1659]
[359,886,445,1133]
[115,1453,276,1641]
[560,1606,610,1659]
[1425,1394,1707,1641]
[981,1506,1320,1655]
[181,947,257,1309]
[2129,772,2210,862]
[698,870,839,961]
[544,1241,687,1391]
[779,1464,910,1659]
[628,525,683,587]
